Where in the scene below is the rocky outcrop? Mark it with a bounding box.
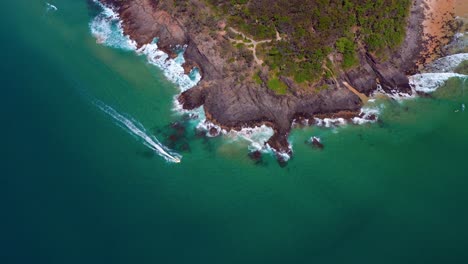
[96,0,455,157]
[344,52,413,96]
[101,0,187,51]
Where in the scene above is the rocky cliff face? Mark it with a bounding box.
[98,0,455,156]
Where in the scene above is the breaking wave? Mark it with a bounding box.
[410,53,468,93]
[409,73,467,93]
[89,0,200,91]
[195,120,293,161]
[226,125,275,153]
[196,121,276,153]
[424,53,468,73]
[138,40,202,92]
[94,100,182,163]
[89,0,137,50]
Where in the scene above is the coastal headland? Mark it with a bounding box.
[97,0,457,157]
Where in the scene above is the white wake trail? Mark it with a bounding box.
[94,101,182,163]
[46,2,58,12]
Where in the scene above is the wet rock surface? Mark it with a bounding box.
[309,137,324,150]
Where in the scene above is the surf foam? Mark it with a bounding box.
[94,100,182,163]
[89,0,137,50]
[196,120,275,152]
[313,117,347,128]
[137,41,201,92]
[352,106,381,125]
[409,73,467,93]
[195,120,293,161]
[226,125,275,153]
[424,53,468,73]
[89,0,200,91]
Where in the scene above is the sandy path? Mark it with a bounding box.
[342,82,369,104]
[228,27,281,65]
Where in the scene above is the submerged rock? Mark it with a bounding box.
[309,137,324,150]
[248,150,263,164]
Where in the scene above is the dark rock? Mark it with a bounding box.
[208,127,220,137]
[248,150,262,162]
[311,137,324,150]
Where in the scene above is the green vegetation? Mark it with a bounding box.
[253,71,263,84]
[206,0,411,93]
[454,60,468,75]
[267,78,288,95]
[335,37,358,69]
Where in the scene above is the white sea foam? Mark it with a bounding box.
[313,117,347,128]
[371,84,415,101]
[226,125,275,152]
[196,120,222,138]
[264,141,292,162]
[425,53,468,73]
[409,73,467,93]
[89,0,137,50]
[311,136,321,143]
[195,120,292,160]
[89,0,201,94]
[196,120,275,152]
[352,106,382,125]
[136,41,201,92]
[409,52,468,93]
[94,100,182,163]
[272,149,292,162]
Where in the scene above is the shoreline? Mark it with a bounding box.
[91,0,462,161]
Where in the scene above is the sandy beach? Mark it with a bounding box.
[421,0,456,63]
[455,0,468,17]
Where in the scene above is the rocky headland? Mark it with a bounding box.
[97,0,457,157]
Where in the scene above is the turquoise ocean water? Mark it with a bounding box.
[2,1,468,263]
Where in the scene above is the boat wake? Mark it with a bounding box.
[46,2,58,12]
[94,100,182,163]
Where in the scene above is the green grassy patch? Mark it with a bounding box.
[267,78,288,95]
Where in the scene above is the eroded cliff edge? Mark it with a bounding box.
[98,0,455,155]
